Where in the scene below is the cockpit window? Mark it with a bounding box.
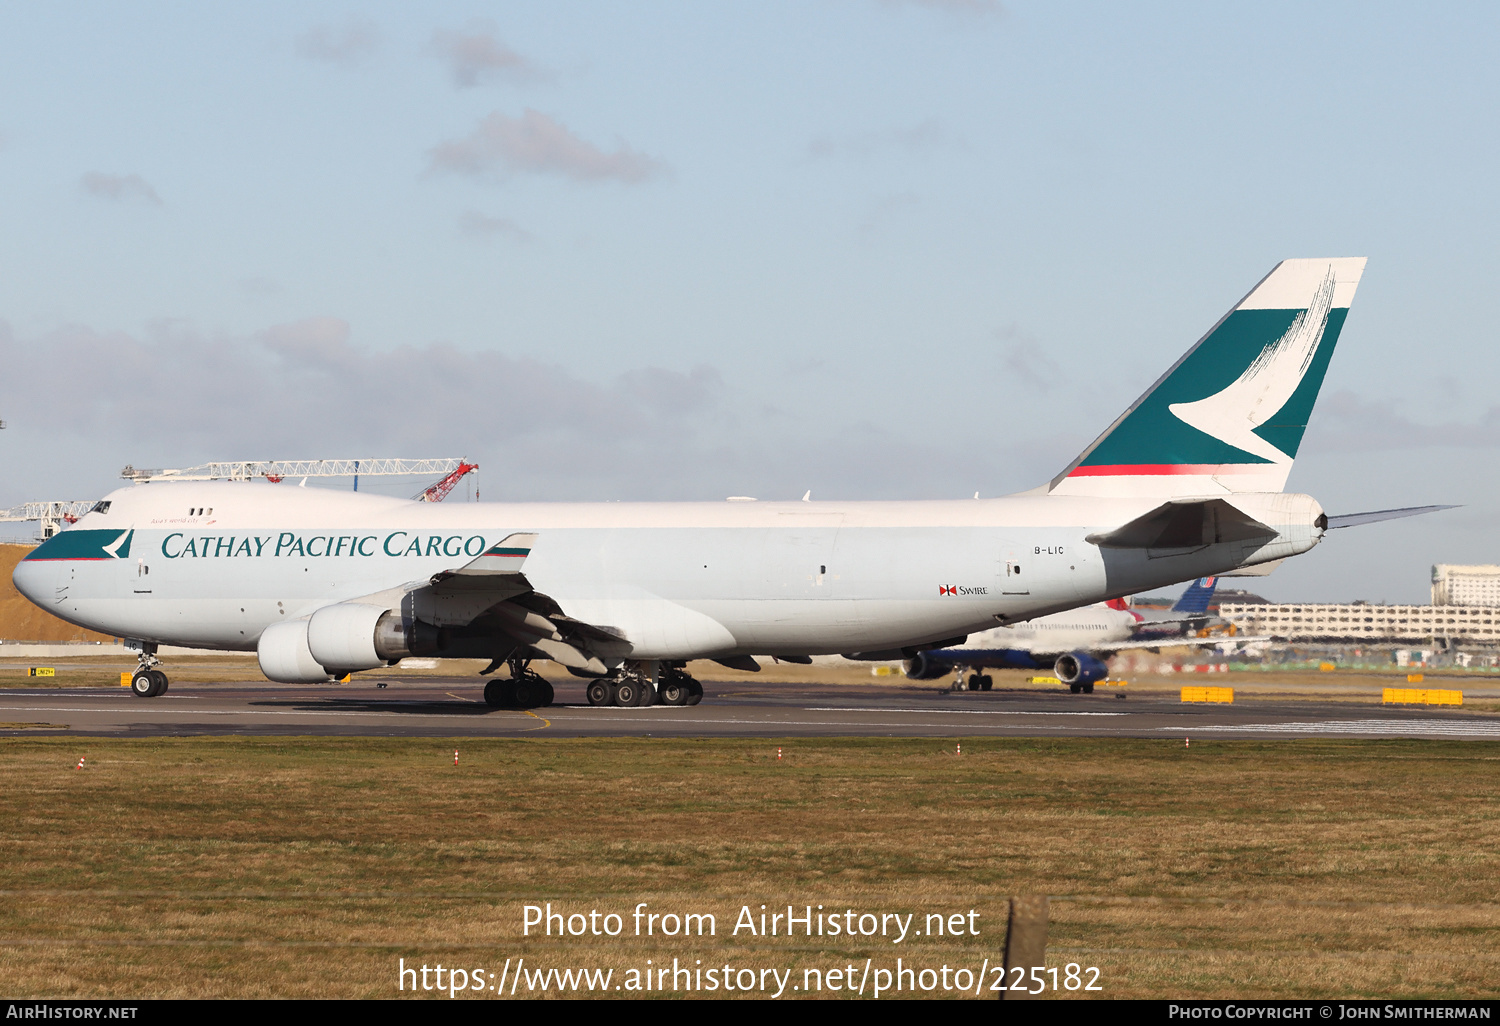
[90,501,111,514]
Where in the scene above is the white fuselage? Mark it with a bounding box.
[13,481,1324,661]
[967,604,1140,653]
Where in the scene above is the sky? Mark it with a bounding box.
[0,1,1496,603]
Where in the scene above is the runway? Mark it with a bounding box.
[3,676,1499,740]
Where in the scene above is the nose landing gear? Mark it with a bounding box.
[128,643,168,698]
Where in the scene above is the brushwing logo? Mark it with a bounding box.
[1167,268,1337,464]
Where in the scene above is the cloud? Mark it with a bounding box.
[0,319,1024,503]
[432,21,538,87]
[1303,390,1500,452]
[80,173,162,206]
[297,16,379,64]
[996,325,1060,391]
[429,109,665,184]
[457,210,532,243]
[808,119,949,159]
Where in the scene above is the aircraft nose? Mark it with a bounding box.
[12,556,57,606]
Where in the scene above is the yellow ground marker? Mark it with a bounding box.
[1319,662,1336,672]
[28,667,55,677]
[1406,673,1424,683]
[1027,676,1062,685]
[1382,688,1462,706]
[1181,686,1233,703]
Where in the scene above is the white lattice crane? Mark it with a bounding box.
[0,500,101,539]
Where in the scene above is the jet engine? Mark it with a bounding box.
[257,619,333,684]
[306,602,439,672]
[902,650,950,680]
[1053,651,1109,687]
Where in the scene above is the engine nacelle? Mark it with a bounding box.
[306,603,388,671]
[305,603,441,673]
[257,619,333,683]
[1054,651,1109,686]
[902,650,950,680]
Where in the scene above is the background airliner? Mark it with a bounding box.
[895,577,1233,691]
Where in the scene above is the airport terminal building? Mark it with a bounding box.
[1431,564,1500,606]
[1220,602,1500,643]
[1219,564,1500,643]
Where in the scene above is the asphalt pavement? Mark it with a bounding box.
[2,676,1498,739]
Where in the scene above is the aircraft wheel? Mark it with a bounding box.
[685,681,703,706]
[614,680,641,707]
[130,671,156,698]
[483,679,510,708]
[150,670,168,696]
[586,680,616,707]
[512,678,539,708]
[980,675,993,691]
[539,682,554,707]
[659,678,690,706]
[1069,682,1082,694]
[635,681,656,707]
[966,673,981,691]
[1081,681,1095,694]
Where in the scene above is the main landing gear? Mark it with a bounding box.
[128,642,168,698]
[952,668,993,692]
[483,658,555,709]
[585,663,702,708]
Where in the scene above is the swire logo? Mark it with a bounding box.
[939,585,956,596]
[938,585,988,596]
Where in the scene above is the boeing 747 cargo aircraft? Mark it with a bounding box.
[13,258,1444,708]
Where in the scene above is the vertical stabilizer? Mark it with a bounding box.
[1050,258,1366,497]
[1170,577,1218,616]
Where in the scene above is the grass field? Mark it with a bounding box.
[0,736,1496,999]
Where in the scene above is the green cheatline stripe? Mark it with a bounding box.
[22,529,132,561]
[485,547,531,556]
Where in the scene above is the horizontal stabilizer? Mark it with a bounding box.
[1086,498,1275,550]
[1324,505,1457,530]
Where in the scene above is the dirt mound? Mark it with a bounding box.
[0,544,114,643]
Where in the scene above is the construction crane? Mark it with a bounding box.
[120,458,470,487]
[412,462,479,502]
[0,501,100,539]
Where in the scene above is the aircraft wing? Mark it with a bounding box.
[403,533,632,675]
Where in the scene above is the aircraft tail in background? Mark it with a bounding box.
[1170,576,1219,616]
[1049,258,1366,499]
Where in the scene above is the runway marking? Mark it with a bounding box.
[445,693,479,703]
[521,710,550,731]
[804,707,1125,717]
[1172,719,1500,738]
